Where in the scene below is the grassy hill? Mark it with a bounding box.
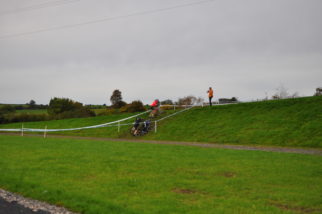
[146,96,322,148]
[0,96,321,148]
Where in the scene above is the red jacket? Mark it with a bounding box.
[151,100,159,107]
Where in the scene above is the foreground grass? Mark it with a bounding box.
[0,135,321,214]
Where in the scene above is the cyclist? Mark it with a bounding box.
[149,99,160,117]
[133,117,143,135]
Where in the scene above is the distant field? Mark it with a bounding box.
[0,135,321,214]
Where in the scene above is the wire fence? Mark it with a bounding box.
[0,102,237,136]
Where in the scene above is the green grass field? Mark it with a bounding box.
[1,96,321,148]
[0,135,321,214]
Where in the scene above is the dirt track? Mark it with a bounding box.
[1,133,321,156]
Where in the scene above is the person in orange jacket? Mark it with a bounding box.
[207,87,213,106]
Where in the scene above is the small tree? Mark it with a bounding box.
[28,100,36,109]
[231,97,238,102]
[272,85,299,99]
[314,87,322,96]
[195,97,204,105]
[110,89,126,108]
[178,96,197,106]
[272,85,289,99]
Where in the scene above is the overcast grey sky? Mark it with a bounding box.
[0,0,321,105]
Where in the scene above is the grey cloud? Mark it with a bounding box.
[0,0,321,104]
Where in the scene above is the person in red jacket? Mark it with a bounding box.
[150,99,160,117]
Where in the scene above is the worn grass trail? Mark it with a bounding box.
[2,133,322,156]
[0,135,321,214]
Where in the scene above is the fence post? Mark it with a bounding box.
[44,125,47,138]
[174,105,176,111]
[154,121,157,133]
[118,122,120,133]
[21,124,24,136]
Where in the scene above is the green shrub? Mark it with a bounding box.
[0,105,16,114]
[97,108,119,116]
[0,113,49,124]
[54,108,95,119]
[120,100,146,113]
[48,97,95,119]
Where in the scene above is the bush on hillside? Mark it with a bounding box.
[0,113,49,124]
[160,105,174,110]
[120,100,146,113]
[48,97,95,119]
[96,108,119,116]
[0,105,16,114]
[53,108,95,119]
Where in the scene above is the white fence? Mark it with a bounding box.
[0,102,238,136]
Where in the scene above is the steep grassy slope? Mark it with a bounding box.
[145,96,322,148]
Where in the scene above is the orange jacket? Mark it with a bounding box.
[208,88,214,97]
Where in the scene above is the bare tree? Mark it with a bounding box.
[272,84,299,99]
[272,84,289,99]
[195,97,204,105]
[177,96,197,106]
[314,87,322,96]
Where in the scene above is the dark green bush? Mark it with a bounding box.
[97,108,119,116]
[48,97,95,119]
[48,97,83,115]
[0,113,49,124]
[0,105,16,114]
[54,108,95,119]
[120,100,146,113]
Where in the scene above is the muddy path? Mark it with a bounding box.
[1,133,321,156]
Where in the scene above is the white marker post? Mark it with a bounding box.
[44,125,47,138]
[154,121,157,133]
[118,122,120,133]
[21,124,24,136]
